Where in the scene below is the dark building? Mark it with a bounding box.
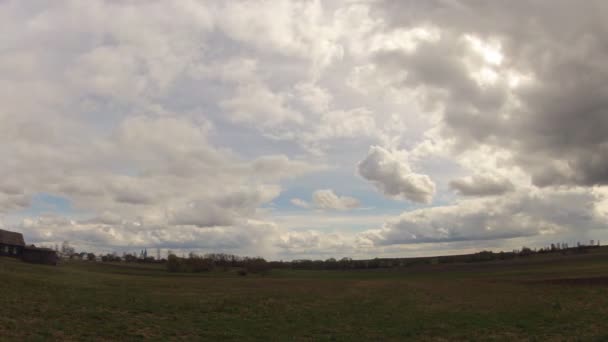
[0,229,25,257]
[22,246,58,265]
[0,228,58,265]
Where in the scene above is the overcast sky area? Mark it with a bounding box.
[2,0,608,260]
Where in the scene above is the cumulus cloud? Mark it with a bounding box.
[358,146,435,203]
[291,189,361,211]
[3,1,608,258]
[369,0,608,187]
[290,198,311,209]
[0,194,30,213]
[275,230,357,257]
[18,215,279,255]
[362,188,604,246]
[313,189,361,210]
[220,82,302,127]
[449,175,515,197]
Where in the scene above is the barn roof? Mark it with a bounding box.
[0,229,25,246]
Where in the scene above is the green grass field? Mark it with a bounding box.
[2,251,608,341]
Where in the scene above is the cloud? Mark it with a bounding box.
[275,230,357,257]
[291,189,361,211]
[312,189,361,210]
[358,146,435,203]
[362,188,604,246]
[369,0,608,187]
[449,175,515,197]
[18,215,279,255]
[220,82,302,127]
[3,1,608,259]
[0,194,30,213]
[290,198,311,209]
[250,155,323,180]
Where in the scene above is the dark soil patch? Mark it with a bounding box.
[531,276,608,287]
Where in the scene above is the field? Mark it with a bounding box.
[2,251,608,341]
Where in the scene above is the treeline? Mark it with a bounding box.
[79,240,604,273]
[166,253,271,275]
[272,243,604,271]
[162,250,519,274]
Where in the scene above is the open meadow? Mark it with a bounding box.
[2,250,608,341]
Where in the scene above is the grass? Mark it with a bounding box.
[2,251,608,341]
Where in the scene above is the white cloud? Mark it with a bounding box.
[291,189,361,211]
[2,1,608,259]
[312,189,360,210]
[221,82,303,127]
[290,198,311,209]
[362,188,604,246]
[358,146,435,203]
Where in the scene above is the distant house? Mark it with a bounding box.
[0,228,58,265]
[0,229,25,257]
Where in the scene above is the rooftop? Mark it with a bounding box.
[0,229,25,247]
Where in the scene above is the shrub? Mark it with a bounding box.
[243,257,271,275]
[166,254,181,272]
[185,256,214,273]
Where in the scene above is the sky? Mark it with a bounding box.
[2,0,608,260]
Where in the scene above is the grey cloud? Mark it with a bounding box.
[250,155,322,180]
[6,0,608,258]
[0,194,30,213]
[0,1,350,256]
[57,178,105,198]
[275,230,355,257]
[169,187,280,228]
[112,185,154,205]
[83,212,123,225]
[19,215,278,253]
[0,181,24,195]
[370,0,608,187]
[216,186,279,212]
[275,230,321,250]
[220,82,302,127]
[449,175,515,197]
[363,188,604,246]
[168,204,238,228]
[358,146,435,203]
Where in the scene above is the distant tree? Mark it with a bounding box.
[339,257,352,269]
[519,247,533,257]
[368,258,381,268]
[185,254,214,272]
[87,253,96,261]
[471,250,495,262]
[324,258,338,270]
[244,257,271,274]
[166,254,181,272]
[61,241,75,255]
[101,253,121,262]
[124,254,138,263]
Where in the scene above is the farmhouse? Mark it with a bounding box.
[0,229,25,257]
[0,228,58,265]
